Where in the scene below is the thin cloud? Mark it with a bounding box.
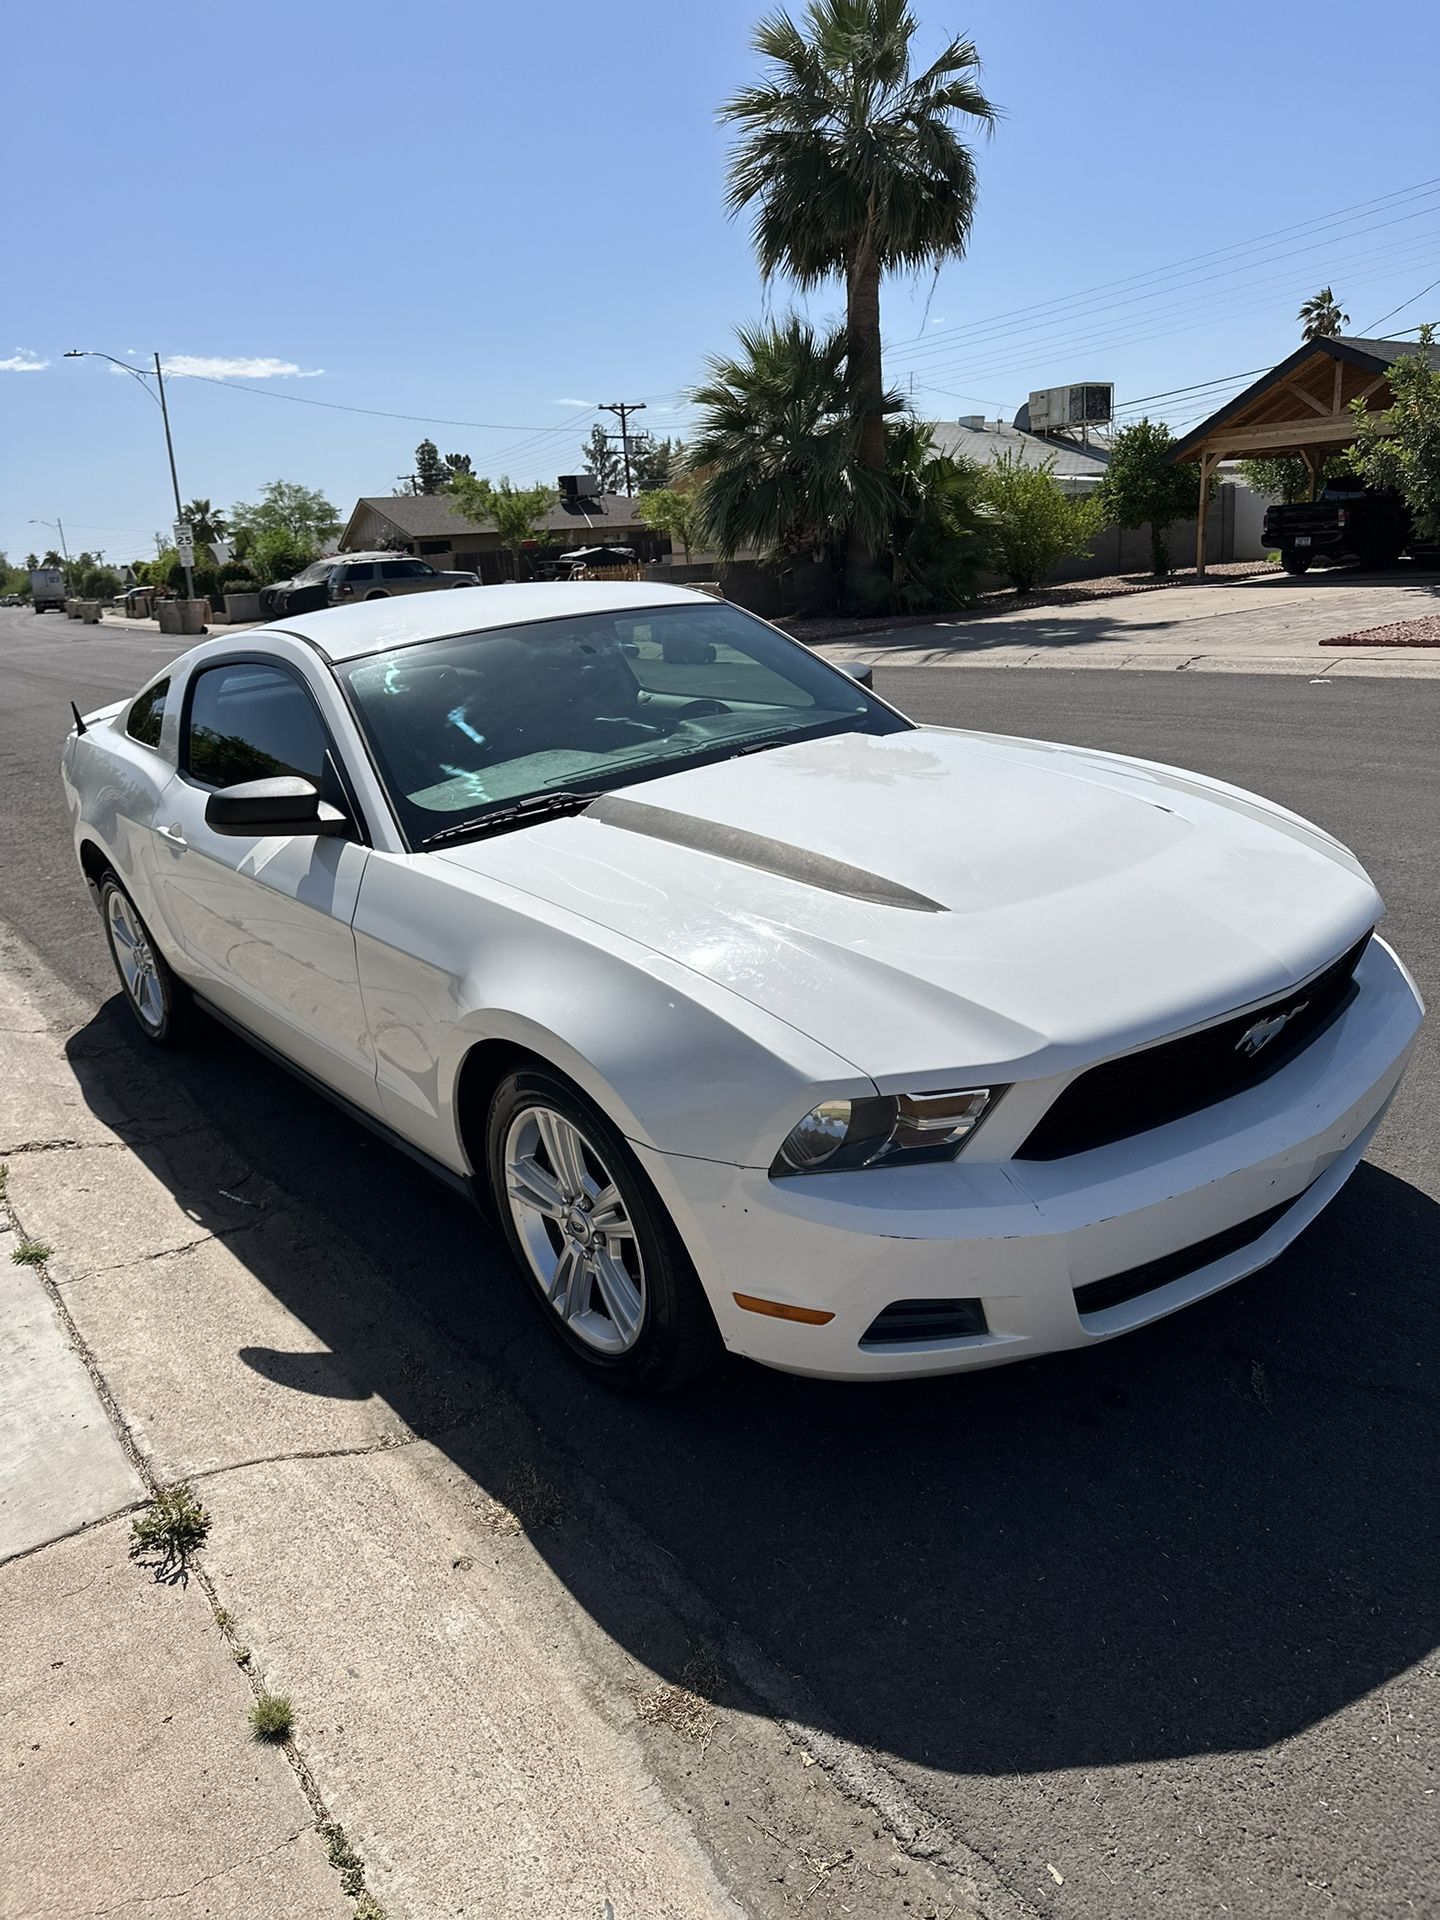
[162,355,324,380]
[553,396,595,407]
[0,348,47,372]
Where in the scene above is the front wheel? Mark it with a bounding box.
[486,1067,720,1392]
[100,877,192,1046]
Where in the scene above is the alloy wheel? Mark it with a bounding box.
[107,890,164,1032]
[502,1105,646,1353]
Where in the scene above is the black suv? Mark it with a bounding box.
[258,556,341,618]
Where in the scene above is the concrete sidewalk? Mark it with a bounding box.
[818,568,1440,676]
[0,926,996,1920]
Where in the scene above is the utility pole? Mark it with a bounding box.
[599,401,647,496]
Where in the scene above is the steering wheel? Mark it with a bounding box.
[670,698,730,720]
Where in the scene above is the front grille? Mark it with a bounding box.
[861,1298,988,1346]
[1073,1185,1314,1317]
[1017,933,1370,1161]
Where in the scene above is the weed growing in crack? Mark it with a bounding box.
[10,1239,52,1267]
[0,1162,8,1197]
[354,1896,387,1919]
[249,1693,294,1741]
[323,1824,370,1899]
[129,1483,210,1583]
[232,1645,251,1665]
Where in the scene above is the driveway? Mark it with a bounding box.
[826,563,1440,674]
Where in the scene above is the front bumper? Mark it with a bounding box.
[637,937,1423,1380]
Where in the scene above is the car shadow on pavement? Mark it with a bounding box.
[64,1000,1440,1784]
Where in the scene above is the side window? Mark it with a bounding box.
[126,678,170,748]
[381,559,431,579]
[345,564,374,585]
[185,663,329,789]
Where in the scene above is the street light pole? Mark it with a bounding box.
[63,349,195,600]
[29,517,73,592]
[152,352,194,600]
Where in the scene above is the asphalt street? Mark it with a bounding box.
[2,604,1436,1919]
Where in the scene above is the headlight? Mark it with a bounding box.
[773,1088,1001,1176]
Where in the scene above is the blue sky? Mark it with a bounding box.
[5,0,1439,566]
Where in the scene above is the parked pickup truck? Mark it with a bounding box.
[1263,481,1411,575]
[29,566,66,613]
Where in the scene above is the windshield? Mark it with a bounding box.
[338,600,908,845]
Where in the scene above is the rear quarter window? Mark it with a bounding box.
[126,679,169,748]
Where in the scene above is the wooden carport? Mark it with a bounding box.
[1169,335,1413,573]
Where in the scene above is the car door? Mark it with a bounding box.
[152,655,383,1117]
[380,559,441,597]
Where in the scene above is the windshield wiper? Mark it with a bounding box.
[420,790,597,850]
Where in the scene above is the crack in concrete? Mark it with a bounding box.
[0,1499,150,1572]
[31,1824,310,1918]
[56,1209,298,1290]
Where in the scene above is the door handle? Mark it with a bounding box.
[157,823,188,849]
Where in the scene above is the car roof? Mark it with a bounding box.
[272,581,721,661]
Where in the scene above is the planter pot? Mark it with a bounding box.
[66,600,82,619]
[79,601,102,624]
[157,599,208,637]
[220,591,263,623]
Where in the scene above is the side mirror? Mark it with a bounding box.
[838,660,874,689]
[204,776,349,838]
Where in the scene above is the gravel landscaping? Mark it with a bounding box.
[1319,613,1440,648]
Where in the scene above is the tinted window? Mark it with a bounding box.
[186,663,328,788]
[126,679,169,748]
[339,600,908,844]
[381,560,432,579]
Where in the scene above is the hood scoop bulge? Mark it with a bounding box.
[587,794,947,913]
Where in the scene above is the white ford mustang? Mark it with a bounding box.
[62,583,1422,1390]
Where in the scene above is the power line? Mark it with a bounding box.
[889,207,1440,377]
[1363,274,1440,332]
[883,175,1440,358]
[887,236,1440,394]
[182,371,589,435]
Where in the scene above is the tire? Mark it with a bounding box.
[364,590,389,601]
[486,1066,721,1392]
[1282,551,1311,575]
[99,877,192,1046]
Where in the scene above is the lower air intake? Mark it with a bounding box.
[861,1298,988,1346]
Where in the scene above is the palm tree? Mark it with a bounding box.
[1299,287,1349,340]
[722,0,997,604]
[688,316,898,562]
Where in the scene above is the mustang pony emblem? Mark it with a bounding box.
[1236,999,1309,1059]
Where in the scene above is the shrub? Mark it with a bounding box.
[978,455,1104,593]
[1095,418,1202,575]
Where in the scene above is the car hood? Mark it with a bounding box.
[433,727,1381,1082]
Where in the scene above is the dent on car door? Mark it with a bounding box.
[155,659,383,1115]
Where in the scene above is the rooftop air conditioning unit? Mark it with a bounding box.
[955,414,987,430]
[1027,383,1113,432]
[558,473,600,499]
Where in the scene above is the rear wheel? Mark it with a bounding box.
[1282,550,1311,575]
[364,590,389,601]
[100,878,192,1046]
[486,1066,720,1392]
